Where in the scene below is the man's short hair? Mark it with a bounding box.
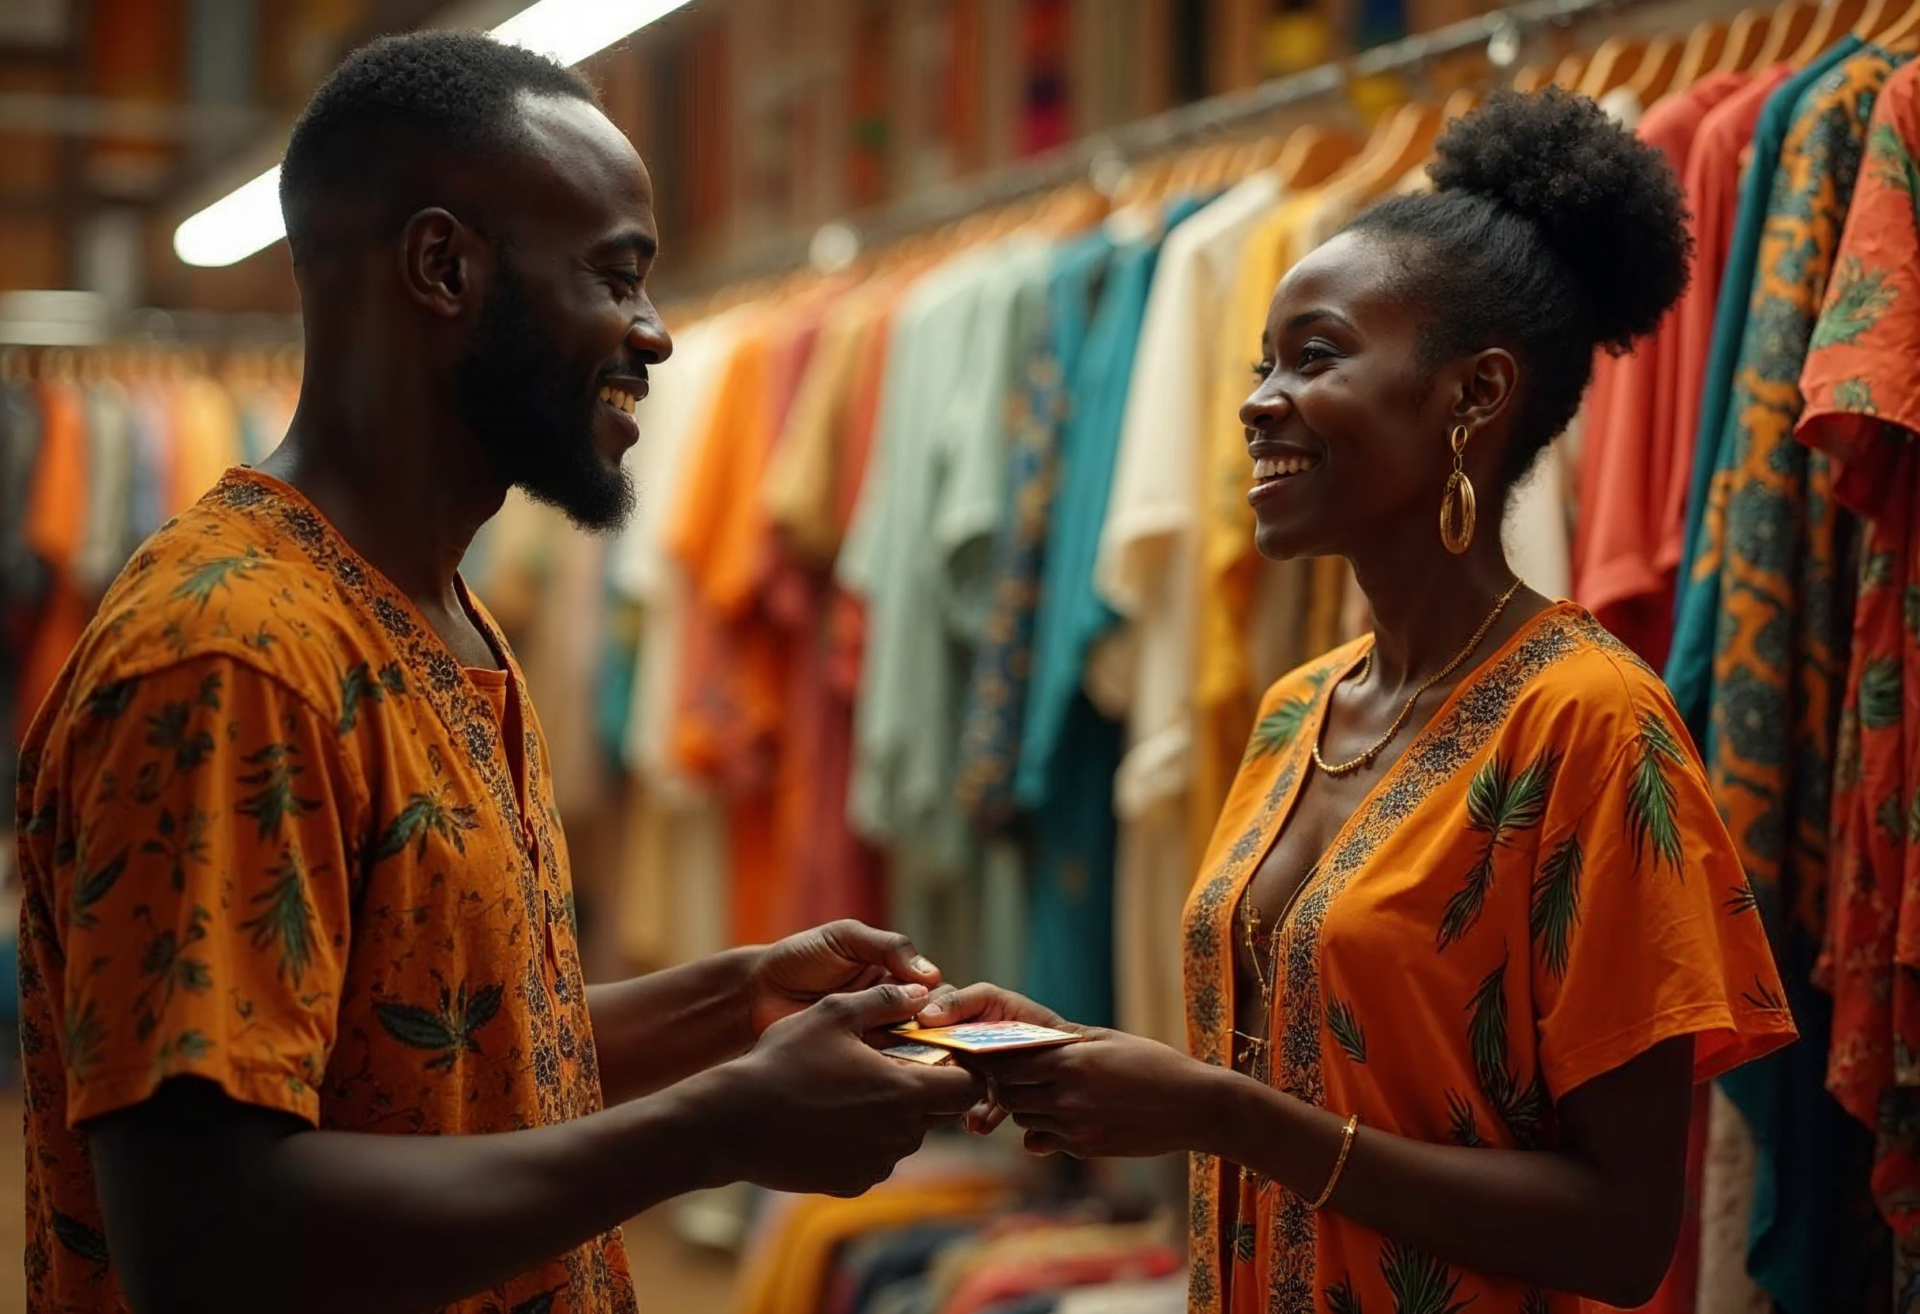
[279,30,598,265]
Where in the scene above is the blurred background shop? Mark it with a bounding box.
[6,0,1919,1308]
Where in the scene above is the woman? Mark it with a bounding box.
[918,90,1796,1313]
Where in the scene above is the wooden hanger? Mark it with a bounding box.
[1578,36,1649,98]
[1876,0,1920,47]
[1319,101,1445,209]
[1442,87,1484,121]
[1791,0,1866,61]
[1715,6,1776,71]
[1199,141,1241,192]
[1852,0,1894,37]
[1673,20,1729,88]
[1628,34,1685,102]
[1753,0,1818,65]
[1035,181,1108,237]
[1511,62,1554,93]
[1551,50,1592,90]
[1275,124,1364,189]
[1242,134,1288,174]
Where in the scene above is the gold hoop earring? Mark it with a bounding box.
[1439,424,1476,555]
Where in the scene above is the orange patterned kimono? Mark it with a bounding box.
[1182,603,1797,1314]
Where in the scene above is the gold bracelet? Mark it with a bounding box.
[1310,1113,1360,1210]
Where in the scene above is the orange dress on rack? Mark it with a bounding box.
[1795,59,1920,1281]
[1181,603,1796,1314]
[16,470,632,1313]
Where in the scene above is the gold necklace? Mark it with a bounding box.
[1312,578,1524,778]
[1231,861,1319,1069]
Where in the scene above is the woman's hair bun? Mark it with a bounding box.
[1427,87,1691,351]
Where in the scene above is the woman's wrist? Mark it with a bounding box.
[1200,1068,1347,1198]
[1183,1062,1268,1162]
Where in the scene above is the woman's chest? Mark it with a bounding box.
[1236,762,1556,999]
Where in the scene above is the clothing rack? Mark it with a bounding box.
[661,0,1653,299]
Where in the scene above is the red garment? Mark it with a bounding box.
[1574,73,1748,668]
[1660,65,1792,582]
[1795,60,1920,1260]
[942,1243,1183,1314]
[782,298,899,934]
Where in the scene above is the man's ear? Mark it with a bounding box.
[399,208,487,319]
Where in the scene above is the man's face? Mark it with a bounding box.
[454,93,671,533]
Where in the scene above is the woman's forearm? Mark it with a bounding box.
[1192,1067,1676,1307]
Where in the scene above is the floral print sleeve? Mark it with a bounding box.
[1794,59,1920,1277]
[1529,698,1789,1101]
[34,654,362,1128]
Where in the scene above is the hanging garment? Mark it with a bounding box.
[612,307,746,965]
[1181,604,1796,1314]
[769,279,901,936]
[1691,45,1912,1314]
[840,242,1054,986]
[1015,199,1204,1038]
[669,300,831,946]
[0,376,44,804]
[1194,190,1323,884]
[956,231,1113,831]
[1661,67,1792,644]
[1573,72,1750,668]
[16,379,91,735]
[1099,179,1283,1044]
[1795,58,1920,1301]
[1668,42,1859,738]
[731,1177,1008,1314]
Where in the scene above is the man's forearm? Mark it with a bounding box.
[588,946,763,1103]
[94,1067,747,1314]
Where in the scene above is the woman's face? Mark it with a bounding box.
[1241,230,1470,563]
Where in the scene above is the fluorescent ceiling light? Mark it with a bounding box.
[172,0,693,268]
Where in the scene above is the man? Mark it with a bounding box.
[15,31,980,1314]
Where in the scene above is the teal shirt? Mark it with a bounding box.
[1016,198,1206,1025]
[1666,36,1861,742]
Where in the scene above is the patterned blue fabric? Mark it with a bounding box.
[955,231,1115,827]
[1015,198,1207,1026]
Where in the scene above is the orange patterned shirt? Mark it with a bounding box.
[1181,604,1796,1313]
[15,469,633,1313]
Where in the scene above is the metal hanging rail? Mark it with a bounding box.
[662,0,1650,299]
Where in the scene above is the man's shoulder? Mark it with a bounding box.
[68,477,391,718]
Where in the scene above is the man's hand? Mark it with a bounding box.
[968,1027,1215,1161]
[719,983,986,1198]
[745,920,943,1037]
[912,983,1078,1136]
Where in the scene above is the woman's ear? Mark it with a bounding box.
[1455,347,1518,428]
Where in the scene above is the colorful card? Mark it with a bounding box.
[890,1020,1083,1054]
[881,1040,956,1066]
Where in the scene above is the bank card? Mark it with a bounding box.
[889,1020,1083,1054]
[881,1040,955,1066]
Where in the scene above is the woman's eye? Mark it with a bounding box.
[1298,343,1336,368]
[1250,359,1275,380]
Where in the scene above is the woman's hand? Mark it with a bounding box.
[914,983,1078,1135]
[969,1027,1224,1160]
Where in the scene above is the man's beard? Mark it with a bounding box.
[454,260,635,533]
